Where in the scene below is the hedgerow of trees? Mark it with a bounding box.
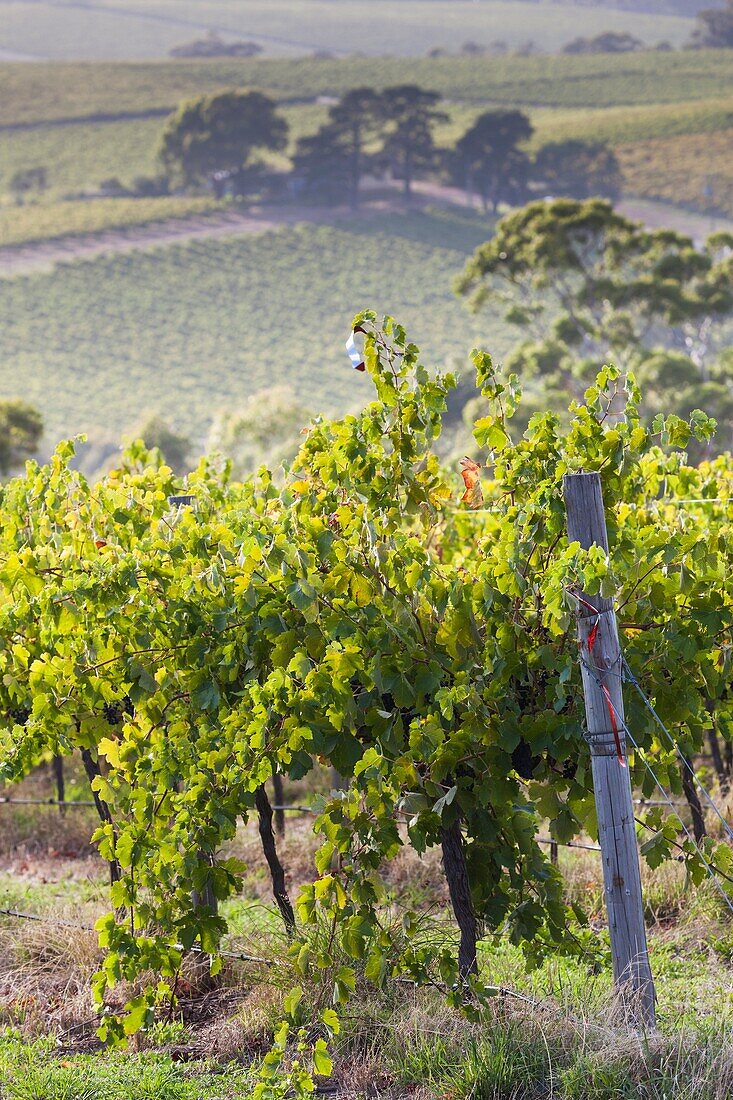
[0,399,42,474]
[159,85,623,210]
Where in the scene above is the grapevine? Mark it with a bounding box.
[0,315,731,1090]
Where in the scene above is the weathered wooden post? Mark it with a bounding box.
[564,472,656,1028]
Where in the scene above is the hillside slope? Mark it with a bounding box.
[0,0,695,61]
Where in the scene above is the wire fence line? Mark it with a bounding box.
[580,647,733,919]
[0,902,557,1017]
[0,797,97,808]
[622,657,733,844]
[0,796,687,810]
[0,790,605,854]
[0,905,276,966]
[454,498,729,518]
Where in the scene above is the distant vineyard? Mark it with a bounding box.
[529,97,733,150]
[0,105,328,204]
[2,50,729,128]
[3,96,733,213]
[0,211,497,446]
[0,196,221,248]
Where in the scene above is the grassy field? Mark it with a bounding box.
[0,209,497,450]
[0,0,695,61]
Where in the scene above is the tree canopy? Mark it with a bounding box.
[206,386,311,480]
[533,141,622,202]
[380,84,448,198]
[456,198,733,448]
[453,110,533,213]
[0,399,43,475]
[136,415,191,476]
[159,90,288,193]
[562,31,643,54]
[690,0,733,47]
[295,87,384,208]
[10,167,48,203]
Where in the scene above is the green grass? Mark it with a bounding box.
[0,1033,255,1099]
[2,790,733,1100]
[2,50,730,128]
[0,0,695,62]
[2,914,733,1099]
[0,209,497,447]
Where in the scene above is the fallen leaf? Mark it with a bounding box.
[459,457,483,509]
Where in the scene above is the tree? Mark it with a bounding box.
[206,386,311,479]
[689,1,733,47]
[169,32,263,58]
[292,125,351,203]
[10,167,47,205]
[379,85,447,199]
[0,400,42,475]
[159,90,288,195]
[533,140,623,201]
[456,199,733,447]
[562,31,643,53]
[328,87,385,209]
[294,87,383,208]
[136,415,191,476]
[454,110,533,214]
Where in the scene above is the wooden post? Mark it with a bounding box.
[564,472,656,1028]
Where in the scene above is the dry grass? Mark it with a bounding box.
[0,919,100,1033]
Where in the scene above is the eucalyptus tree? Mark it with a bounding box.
[456,198,733,447]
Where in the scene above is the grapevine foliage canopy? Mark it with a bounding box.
[0,314,731,1065]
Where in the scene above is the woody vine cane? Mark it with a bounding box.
[564,471,656,1027]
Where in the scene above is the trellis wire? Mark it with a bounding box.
[0,906,275,966]
[0,904,548,1008]
[452,498,727,518]
[622,656,733,844]
[597,688,733,921]
[0,797,97,808]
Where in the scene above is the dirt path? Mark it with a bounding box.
[409,180,733,244]
[0,208,307,277]
[615,197,733,242]
[1,188,730,279]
